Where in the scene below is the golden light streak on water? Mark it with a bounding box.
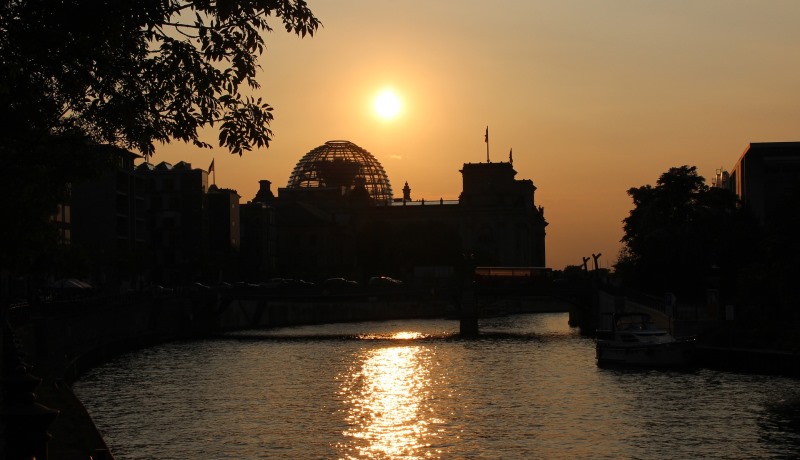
[339,345,435,459]
[390,331,424,340]
[356,331,427,340]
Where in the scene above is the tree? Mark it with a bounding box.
[1,0,320,156]
[0,0,319,278]
[616,166,758,299]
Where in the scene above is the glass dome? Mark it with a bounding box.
[287,140,393,205]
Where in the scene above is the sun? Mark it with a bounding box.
[373,89,402,120]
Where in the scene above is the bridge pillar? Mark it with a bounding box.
[459,288,479,337]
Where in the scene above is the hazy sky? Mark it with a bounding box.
[153,1,800,270]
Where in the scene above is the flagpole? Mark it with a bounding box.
[485,126,490,163]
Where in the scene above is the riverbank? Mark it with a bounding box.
[693,316,800,377]
[2,317,121,460]
[695,345,800,377]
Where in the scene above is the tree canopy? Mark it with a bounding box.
[616,165,758,299]
[0,0,320,276]
[1,0,320,156]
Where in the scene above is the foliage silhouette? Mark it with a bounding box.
[616,166,759,300]
[1,0,320,156]
[0,0,319,278]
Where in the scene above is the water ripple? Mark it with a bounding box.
[74,313,800,459]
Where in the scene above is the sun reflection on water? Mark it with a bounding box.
[356,331,427,341]
[391,331,424,340]
[338,344,436,459]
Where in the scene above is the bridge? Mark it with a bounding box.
[212,281,573,332]
[1,283,580,403]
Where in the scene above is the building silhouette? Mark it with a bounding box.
[135,161,210,286]
[207,185,241,281]
[724,142,800,226]
[68,146,146,288]
[271,140,547,282]
[62,139,548,288]
[239,180,277,281]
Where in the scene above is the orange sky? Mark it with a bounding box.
[152,1,800,270]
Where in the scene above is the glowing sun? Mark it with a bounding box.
[374,89,402,120]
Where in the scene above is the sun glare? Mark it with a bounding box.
[374,89,402,120]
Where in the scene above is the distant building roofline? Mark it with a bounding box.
[733,141,800,169]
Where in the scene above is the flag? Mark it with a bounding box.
[208,159,215,173]
[484,126,488,143]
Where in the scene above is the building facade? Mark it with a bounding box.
[239,180,277,281]
[207,185,241,281]
[726,142,800,226]
[271,140,548,282]
[62,139,548,288]
[135,161,210,286]
[69,146,146,288]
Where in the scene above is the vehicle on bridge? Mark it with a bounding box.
[473,266,552,295]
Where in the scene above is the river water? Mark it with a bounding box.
[73,312,800,459]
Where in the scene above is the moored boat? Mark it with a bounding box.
[596,312,695,367]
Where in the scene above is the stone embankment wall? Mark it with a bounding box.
[216,296,451,331]
[573,288,800,377]
[23,291,454,381]
[21,289,570,384]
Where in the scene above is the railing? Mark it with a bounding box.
[624,290,668,315]
[391,199,459,206]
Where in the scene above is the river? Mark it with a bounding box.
[73,312,800,459]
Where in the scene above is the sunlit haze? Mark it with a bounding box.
[152,1,800,270]
[374,88,402,120]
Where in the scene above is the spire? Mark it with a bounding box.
[208,158,216,185]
